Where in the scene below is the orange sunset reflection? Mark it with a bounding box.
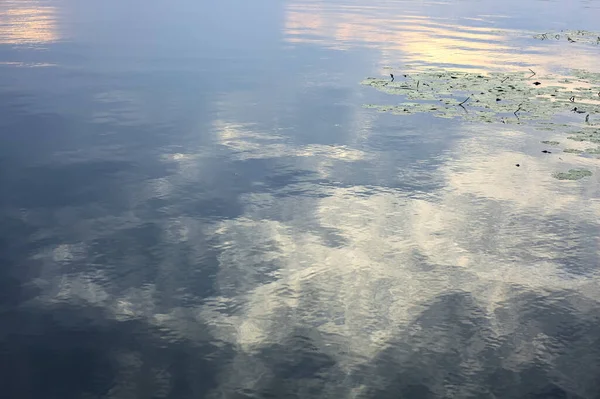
[0,0,59,45]
[284,1,600,73]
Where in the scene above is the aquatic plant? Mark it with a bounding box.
[362,67,600,179]
[533,30,600,45]
[553,168,593,180]
[362,69,600,125]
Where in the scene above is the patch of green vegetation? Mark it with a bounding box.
[567,128,600,144]
[361,70,600,125]
[553,168,593,180]
[585,147,600,154]
[362,67,600,179]
[534,30,600,45]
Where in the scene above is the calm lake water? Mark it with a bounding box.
[1,0,600,398]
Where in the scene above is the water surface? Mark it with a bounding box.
[1,0,600,398]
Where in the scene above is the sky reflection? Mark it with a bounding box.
[284,0,600,73]
[1,0,600,397]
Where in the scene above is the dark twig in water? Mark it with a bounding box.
[458,96,470,106]
[501,76,509,83]
[390,73,394,82]
[514,103,523,118]
[528,68,536,78]
[416,80,420,90]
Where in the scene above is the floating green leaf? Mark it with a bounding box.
[553,168,593,180]
[585,147,600,154]
[567,128,600,144]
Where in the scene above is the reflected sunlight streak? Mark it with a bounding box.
[284,1,600,73]
[0,0,59,45]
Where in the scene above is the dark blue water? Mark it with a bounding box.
[1,0,600,398]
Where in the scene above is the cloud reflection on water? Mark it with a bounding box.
[19,72,600,395]
[3,0,600,397]
[195,112,600,396]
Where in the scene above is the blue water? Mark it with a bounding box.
[1,0,600,398]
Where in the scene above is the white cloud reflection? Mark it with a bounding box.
[196,120,600,393]
[19,1,600,390]
[215,120,369,163]
[28,106,600,395]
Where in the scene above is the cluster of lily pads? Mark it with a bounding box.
[533,29,600,45]
[361,67,600,180]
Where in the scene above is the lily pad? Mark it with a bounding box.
[567,129,600,144]
[585,147,600,154]
[553,168,593,180]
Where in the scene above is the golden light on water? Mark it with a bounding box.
[0,1,59,45]
[283,1,600,73]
